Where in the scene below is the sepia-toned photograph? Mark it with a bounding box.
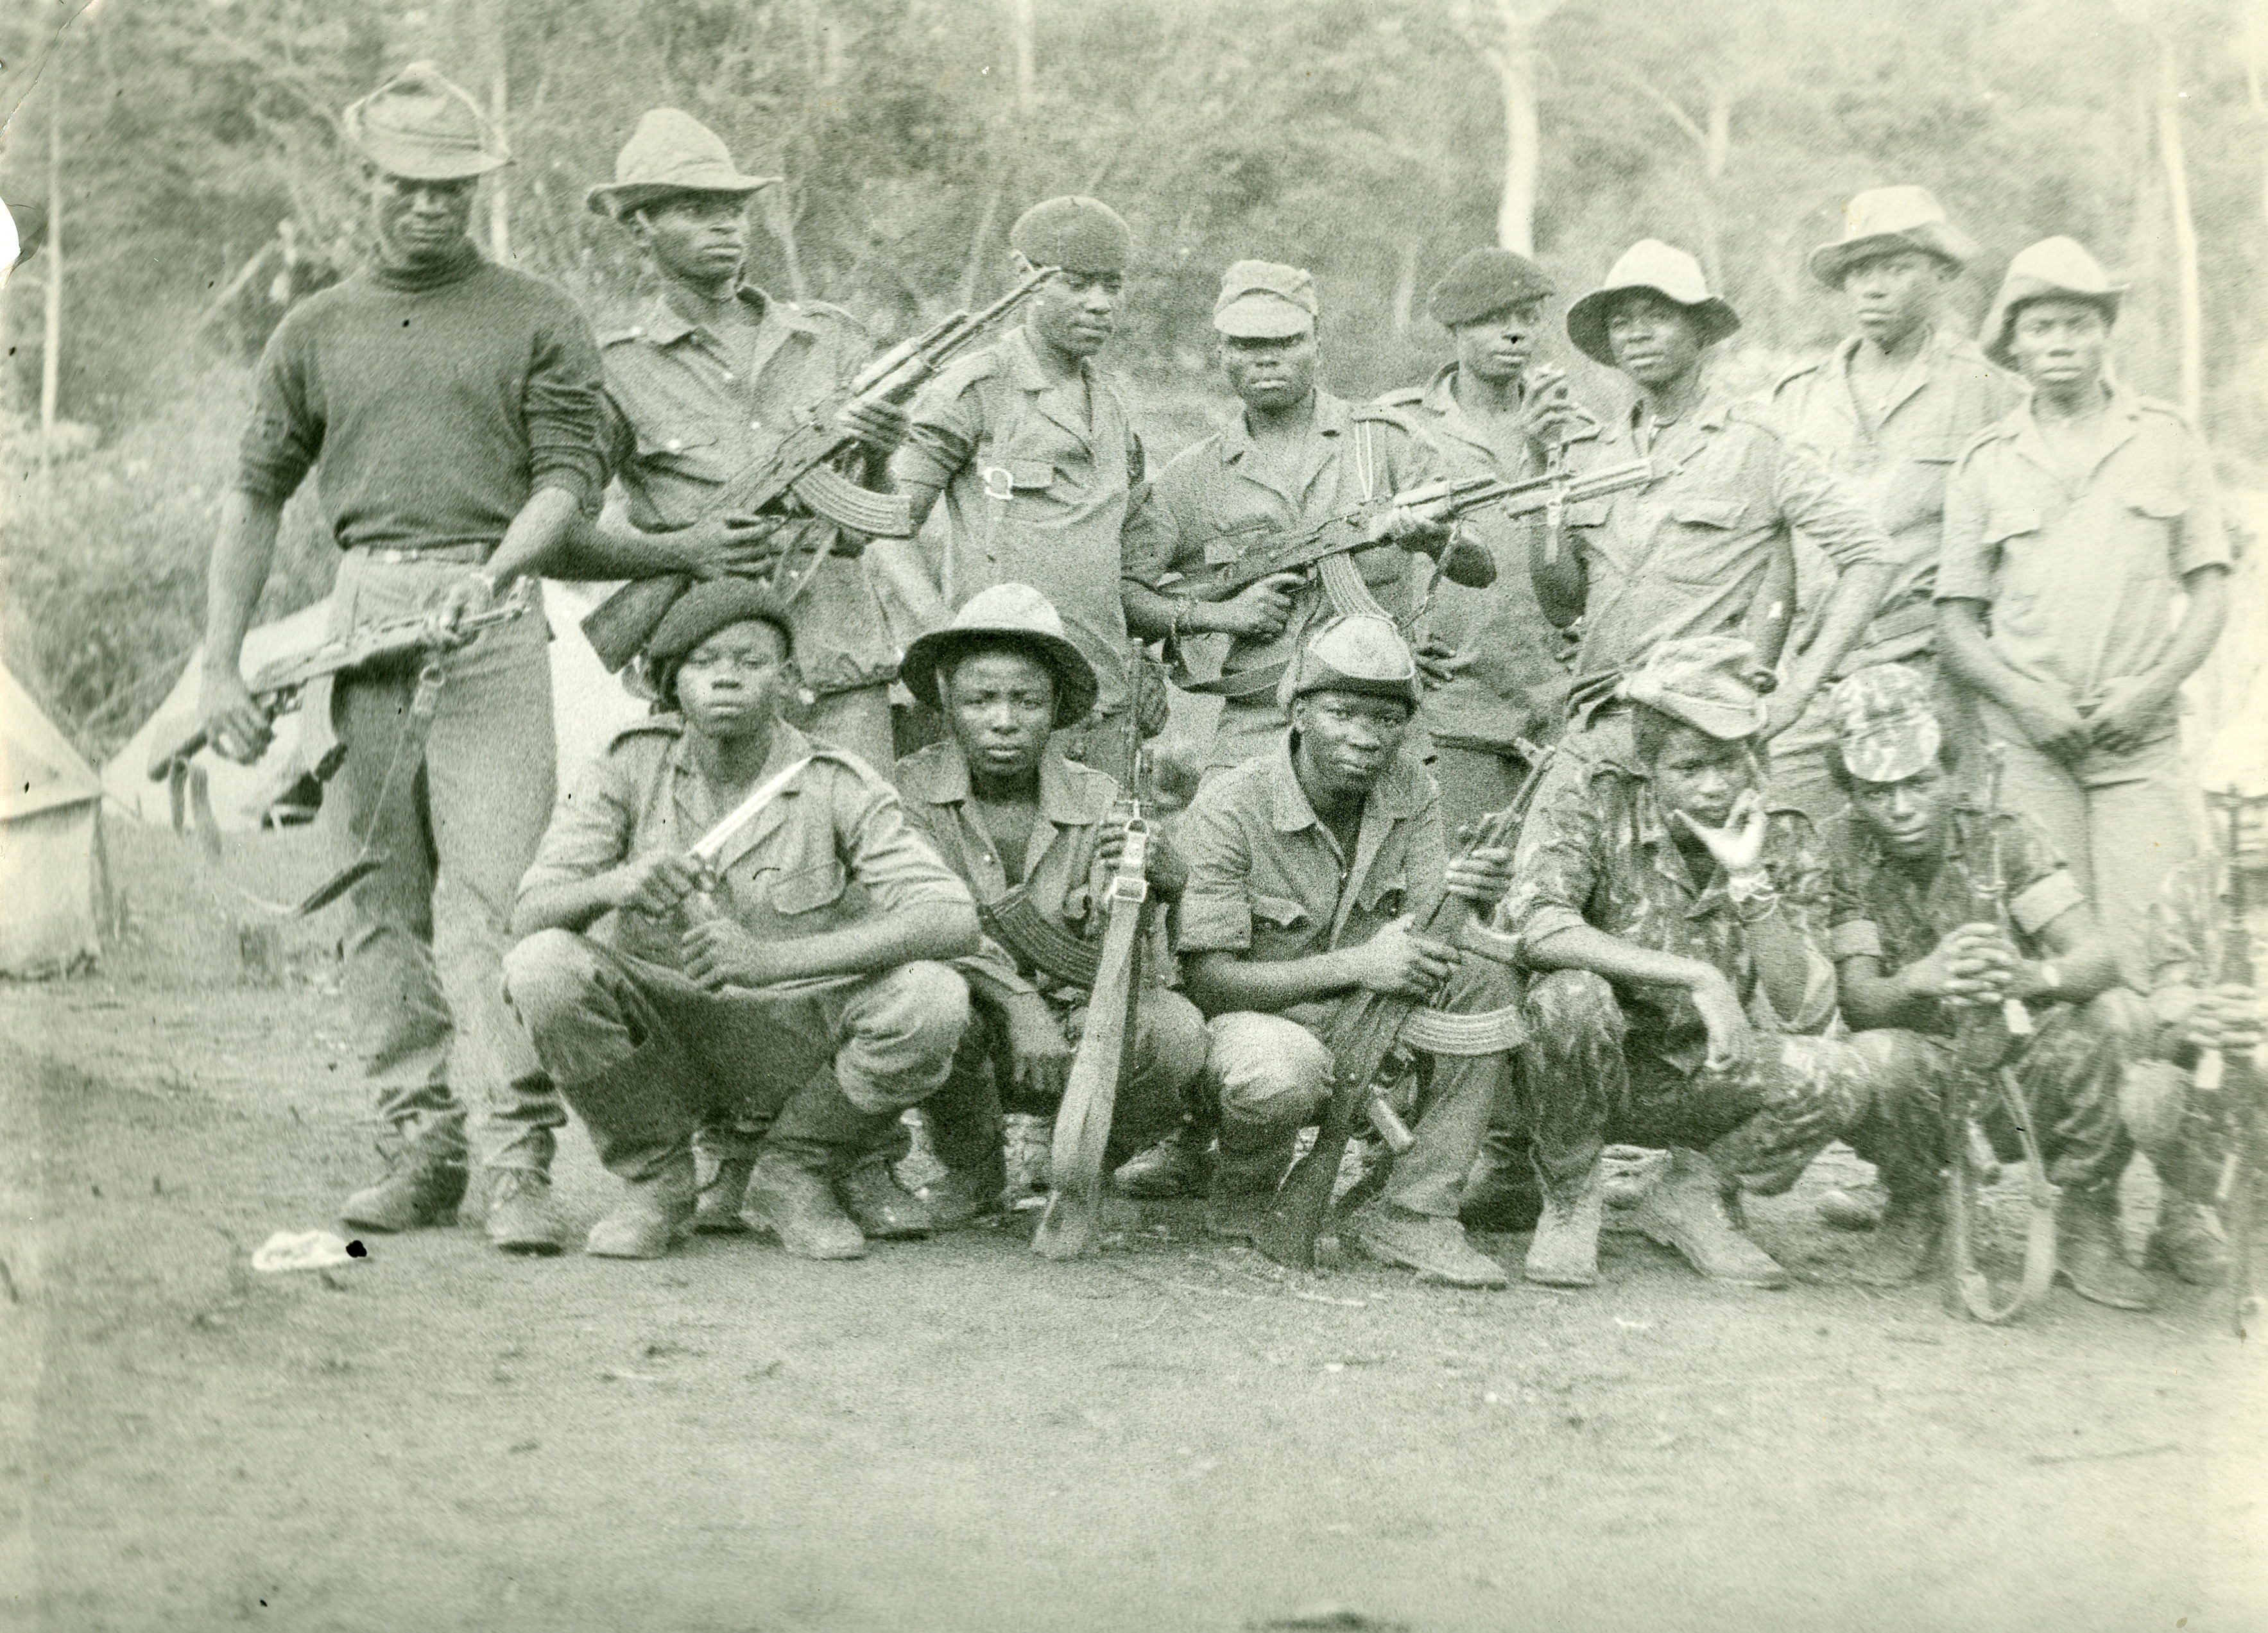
[1,0,2262,1627]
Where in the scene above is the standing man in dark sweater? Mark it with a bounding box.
[197,64,606,1254]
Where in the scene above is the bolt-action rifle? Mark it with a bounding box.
[581,264,1060,672]
[2199,789,2263,1338]
[1941,745,2058,1324]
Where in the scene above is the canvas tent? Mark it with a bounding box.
[101,581,649,832]
[3,665,105,974]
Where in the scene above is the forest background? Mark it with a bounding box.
[1,0,2263,763]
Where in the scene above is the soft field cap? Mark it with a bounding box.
[1623,635,1770,740]
[1827,665,1943,784]
[344,62,508,180]
[1564,239,1740,366]
[1278,614,1422,714]
[1214,260,1318,338]
[586,108,778,218]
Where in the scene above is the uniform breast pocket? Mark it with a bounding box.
[1671,498,1746,531]
[1359,868,1407,921]
[1249,893,1316,957]
[767,860,849,919]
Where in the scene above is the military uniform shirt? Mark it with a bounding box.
[1559,380,1890,699]
[1937,384,2231,753]
[898,327,1159,717]
[1820,803,2085,996]
[1769,328,2022,672]
[1504,765,1837,1070]
[598,286,902,701]
[1376,364,1574,750]
[514,718,973,975]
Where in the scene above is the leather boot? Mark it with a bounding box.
[483,1167,568,1256]
[1524,1159,1604,1288]
[1846,1184,1941,1287]
[836,1151,935,1239]
[1627,1145,1789,1288]
[2147,1197,2231,1287]
[1205,1112,1295,1242]
[693,1155,757,1235]
[587,1150,698,1259]
[341,1125,468,1233]
[917,1060,1008,1228]
[2055,1182,2158,1310]
[1347,1199,1509,1288]
[1113,1118,1216,1199]
[744,1076,897,1260]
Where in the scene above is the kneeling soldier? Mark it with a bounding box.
[503,581,977,1259]
[1504,638,1870,1290]
[1176,616,1522,1289]
[1821,665,2152,1308]
[892,584,1209,1222]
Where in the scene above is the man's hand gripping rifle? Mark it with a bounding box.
[583,264,1060,672]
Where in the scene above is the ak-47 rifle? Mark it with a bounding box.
[1165,460,1654,640]
[1035,665,1150,1260]
[582,264,1060,672]
[2200,789,2263,1338]
[1941,745,2058,1324]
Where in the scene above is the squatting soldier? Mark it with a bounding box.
[1767,187,2022,826]
[1375,248,1591,835]
[1126,261,1450,778]
[1821,664,2155,1308]
[503,581,977,1260]
[2127,857,2263,1286]
[1534,240,1894,806]
[1937,237,2233,982]
[1502,638,1874,1292]
[578,108,913,772]
[1176,616,1524,1290]
[894,196,1159,772]
[197,64,604,1253]
[891,584,1209,1223]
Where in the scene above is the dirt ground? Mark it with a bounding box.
[4,820,2264,1633]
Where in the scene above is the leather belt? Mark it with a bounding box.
[350,543,494,565]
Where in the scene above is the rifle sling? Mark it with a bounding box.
[979,890,1102,989]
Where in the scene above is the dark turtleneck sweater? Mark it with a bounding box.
[238,238,606,553]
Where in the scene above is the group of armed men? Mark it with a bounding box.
[194,64,2259,1306]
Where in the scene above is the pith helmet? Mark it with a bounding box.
[1979,236,2126,368]
[586,108,778,219]
[1009,196,1131,276]
[1624,637,1769,740]
[1428,248,1556,327]
[1214,260,1318,338]
[1278,614,1422,715]
[899,583,1099,729]
[343,62,508,181]
[1827,665,1943,784]
[1564,240,1740,366]
[1807,186,1979,287]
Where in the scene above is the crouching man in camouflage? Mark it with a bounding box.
[1503,638,1873,1291]
[503,581,977,1260]
[1819,665,2153,1308]
[892,584,1208,1223]
[1176,616,1524,1289]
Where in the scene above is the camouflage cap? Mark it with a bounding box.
[646,578,797,667]
[1009,196,1131,275]
[585,108,778,219]
[1826,665,1942,784]
[1278,614,1421,714]
[1623,636,1770,740]
[898,582,1099,729]
[1214,260,1318,338]
[1427,247,1556,327]
[343,62,508,181]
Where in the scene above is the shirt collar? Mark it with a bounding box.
[1218,389,1353,466]
[901,737,1112,828]
[639,283,814,349]
[1265,730,1425,833]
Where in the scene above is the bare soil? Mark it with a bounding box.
[4,820,2262,1632]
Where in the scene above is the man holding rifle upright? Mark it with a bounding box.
[504,581,977,1261]
[197,64,605,1254]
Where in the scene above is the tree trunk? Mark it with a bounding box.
[1492,28,1540,254]
[41,65,62,493]
[1392,238,1421,338]
[1010,0,1036,115]
[2157,34,2204,428]
[488,49,510,264]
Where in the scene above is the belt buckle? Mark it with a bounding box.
[981,465,1015,503]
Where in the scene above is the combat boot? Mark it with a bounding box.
[2147,1197,2231,1287]
[1846,1184,1941,1287]
[1113,1118,1215,1199]
[341,1126,468,1233]
[1348,1199,1509,1288]
[744,1077,898,1260]
[1459,1137,1543,1234]
[693,1155,757,1234]
[1627,1145,1789,1288]
[1524,1159,1604,1288]
[916,1061,1008,1227]
[483,1167,568,1256]
[836,1151,935,1239]
[1205,1112,1295,1242]
[2055,1182,2158,1310]
[586,1150,698,1259]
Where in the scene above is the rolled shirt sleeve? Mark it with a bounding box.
[1933,445,1995,603]
[1171,798,1258,955]
[523,291,608,511]
[237,320,323,502]
[2171,422,2233,578]
[832,769,980,916]
[895,378,984,495]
